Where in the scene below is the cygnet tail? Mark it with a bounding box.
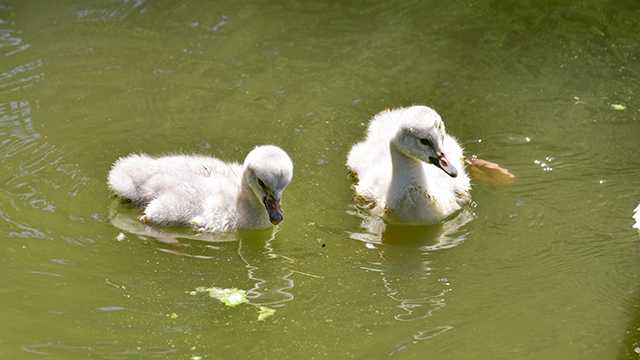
[108,154,154,203]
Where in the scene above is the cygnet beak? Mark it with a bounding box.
[263,195,283,225]
[430,153,458,178]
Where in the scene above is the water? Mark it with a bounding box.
[1,1,639,359]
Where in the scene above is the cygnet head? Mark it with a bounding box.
[391,105,458,177]
[243,145,294,225]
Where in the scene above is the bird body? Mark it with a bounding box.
[108,145,293,232]
[347,106,471,225]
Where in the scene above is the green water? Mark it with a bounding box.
[1,1,640,359]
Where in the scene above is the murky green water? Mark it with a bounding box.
[1,1,640,359]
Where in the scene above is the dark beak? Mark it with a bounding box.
[263,195,283,225]
[430,153,458,178]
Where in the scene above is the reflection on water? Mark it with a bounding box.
[348,205,474,250]
[620,296,640,359]
[110,208,298,307]
[237,228,297,306]
[348,206,474,351]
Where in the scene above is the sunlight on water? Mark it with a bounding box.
[75,0,147,22]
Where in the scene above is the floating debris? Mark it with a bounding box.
[192,286,277,320]
[611,103,626,111]
[115,232,126,241]
[194,287,248,307]
[211,288,248,307]
[167,312,179,319]
[467,158,516,184]
[257,306,276,321]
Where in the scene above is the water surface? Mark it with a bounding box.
[1,1,640,359]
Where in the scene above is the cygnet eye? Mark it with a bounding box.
[419,138,432,147]
[257,178,266,188]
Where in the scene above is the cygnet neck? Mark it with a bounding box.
[388,141,429,193]
[237,169,269,226]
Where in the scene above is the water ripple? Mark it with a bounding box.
[0,205,46,239]
[74,0,147,22]
[0,60,43,93]
[22,342,176,358]
[0,100,89,214]
[0,23,91,240]
[0,6,31,58]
